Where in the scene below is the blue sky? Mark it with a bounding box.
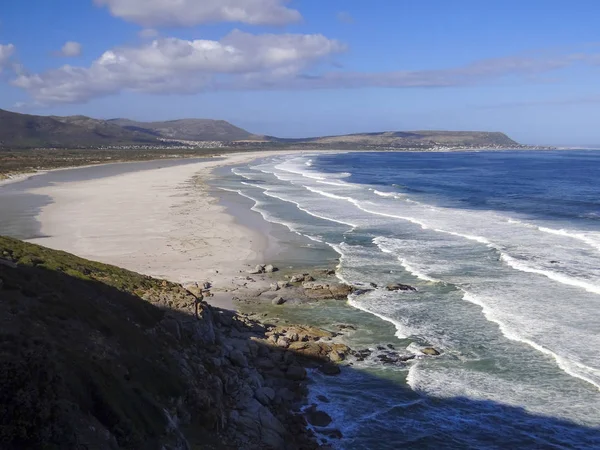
[1,0,600,145]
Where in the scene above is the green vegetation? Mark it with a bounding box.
[0,148,232,179]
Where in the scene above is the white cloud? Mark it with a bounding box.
[139,28,159,39]
[95,0,302,27]
[58,41,83,57]
[0,43,16,72]
[12,31,345,103]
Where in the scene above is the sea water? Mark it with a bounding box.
[214,150,600,448]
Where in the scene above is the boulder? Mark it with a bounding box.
[228,349,248,367]
[305,406,333,427]
[421,347,441,356]
[264,264,277,273]
[255,387,276,406]
[270,283,280,291]
[247,265,264,274]
[277,280,290,289]
[290,274,305,283]
[386,283,417,292]
[329,351,343,363]
[285,365,307,381]
[276,336,291,349]
[272,296,286,305]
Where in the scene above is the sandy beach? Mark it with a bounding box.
[21,152,295,306]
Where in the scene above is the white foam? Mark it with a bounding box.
[372,189,403,199]
[500,253,600,295]
[508,218,600,252]
[461,291,600,391]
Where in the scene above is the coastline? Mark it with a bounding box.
[1,149,362,446]
[4,149,599,448]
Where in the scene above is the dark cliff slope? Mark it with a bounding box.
[0,237,318,450]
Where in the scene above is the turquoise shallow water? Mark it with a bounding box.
[212,151,600,449]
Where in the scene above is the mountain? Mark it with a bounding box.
[108,118,255,142]
[0,109,160,148]
[0,108,524,149]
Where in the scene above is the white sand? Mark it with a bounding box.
[25,152,294,294]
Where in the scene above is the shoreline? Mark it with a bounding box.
[0,149,363,447]
[2,149,340,308]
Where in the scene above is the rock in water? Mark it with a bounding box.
[386,283,417,292]
[272,296,286,305]
[319,363,341,375]
[421,347,441,356]
[290,274,305,283]
[264,264,277,273]
[305,406,333,427]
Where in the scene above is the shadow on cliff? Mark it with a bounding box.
[1,237,599,450]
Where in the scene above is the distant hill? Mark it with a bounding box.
[0,108,523,149]
[0,109,159,148]
[269,130,519,148]
[108,118,255,142]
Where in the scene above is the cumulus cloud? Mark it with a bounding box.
[58,41,83,57]
[139,28,159,39]
[12,33,598,106]
[0,43,16,72]
[95,0,302,27]
[12,31,345,103]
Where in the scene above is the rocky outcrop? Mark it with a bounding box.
[0,237,319,450]
[386,283,417,292]
[248,263,278,274]
[302,281,354,300]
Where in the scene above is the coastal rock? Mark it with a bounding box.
[386,283,417,292]
[290,274,305,283]
[228,349,248,368]
[272,296,286,305]
[305,406,333,427]
[264,264,277,273]
[255,387,276,406]
[302,281,354,300]
[270,283,280,291]
[421,347,441,356]
[248,265,264,274]
[319,363,341,375]
[276,336,291,349]
[285,365,307,381]
[276,280,290,289]
[329,351,344,362]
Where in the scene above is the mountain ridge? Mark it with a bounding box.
[0,108,523,149]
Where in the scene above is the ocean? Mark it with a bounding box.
[215,150,600,449]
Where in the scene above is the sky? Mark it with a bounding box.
[1,0,600,145]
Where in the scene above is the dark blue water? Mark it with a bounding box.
[221,150,600,449]
[313,150,600,225]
